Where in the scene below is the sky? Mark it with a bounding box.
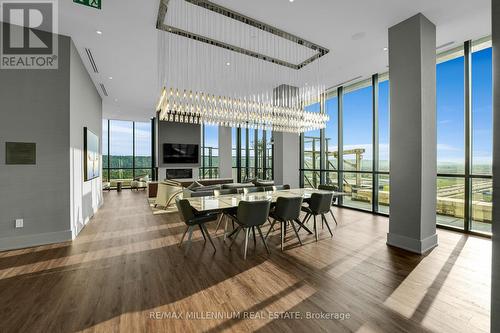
[104,48,493,172]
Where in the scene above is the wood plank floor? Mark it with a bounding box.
[0,190,491,333]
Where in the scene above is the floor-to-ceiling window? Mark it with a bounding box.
[102,119,153,188]
[232,127,238,181]
[134,121,153,179]
[378,75,390,214]
[342,80,373,211]
[324,93,338,189]
[435,38,493,235]
[436,46,466,229]
[102,119,109,182]
[471,39,493,234]
[300,75,388,214]
[298,37,493,236]
[232,127,273,182]
[302,102,321,188]
[200,125,219,179]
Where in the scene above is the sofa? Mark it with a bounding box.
[182,179,277,198]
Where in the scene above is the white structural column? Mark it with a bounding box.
[386,13,438,254]
[491,1,500,332]
[218,126,233,179]
[273,132,300,188]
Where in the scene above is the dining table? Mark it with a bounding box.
[185,188,347,238]
[185,188,347,213]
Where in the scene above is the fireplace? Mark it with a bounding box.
[166,168,193,179]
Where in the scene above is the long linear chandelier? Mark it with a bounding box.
[156,0,330,133]
[156,87,328,133]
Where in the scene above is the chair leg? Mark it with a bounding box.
[201,223,216,252]
[330,209,338,226]
[322,214,334,237]
[178,225,189,247]
[223,218,229,240]
[281,222,285,251]
[265,219,278,240]
[298,213,312,232]
[229,227,242,249]
[313,215,318,242]
[185,226,194,255]
[243,228,250,260]
[198,224,207,241]
[214,213,224,234]
[252,226,257,246]
[257,226,271,255]
[290,220,303,246]
[267,217,275,232]
[294,218,313,234]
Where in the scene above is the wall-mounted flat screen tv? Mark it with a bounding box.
[163,143,199,164]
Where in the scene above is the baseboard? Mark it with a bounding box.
[386,232,438,254]
[0,229,73,252]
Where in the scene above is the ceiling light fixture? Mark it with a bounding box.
[289,0,294,2]
[108,76,113,80]
[155,0,329,133]
[383,47,388,51]
[96,30,102,35]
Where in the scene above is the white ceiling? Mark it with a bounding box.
[58,0,491,121]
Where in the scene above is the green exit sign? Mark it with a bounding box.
[73,0,101,10]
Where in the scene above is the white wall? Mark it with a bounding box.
[69,41,103,238]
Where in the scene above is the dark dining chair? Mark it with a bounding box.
[272,184,291,191]
[176,198,218,255]
[228,200,271,259]
[266,196,311,251]
[243,187,265,194]
[317,184,339,226]
[300,192,334,241]
[213,188,238,238]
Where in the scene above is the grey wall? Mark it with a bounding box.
[69,41,103,237]
[0,35,72,250]
[491,1,500,331]
[0,27,102,251]
[218,126,233,179]
[387,13,438,254]
[157,121,201,179]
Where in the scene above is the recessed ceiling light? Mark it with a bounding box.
[289,0,294,2]
[383,47,388,51]
[109,76,113,80]
[226,62,231,66]
[96,30,102,35]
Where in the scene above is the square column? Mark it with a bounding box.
[218,126,233,179]
[387,13,438,254]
